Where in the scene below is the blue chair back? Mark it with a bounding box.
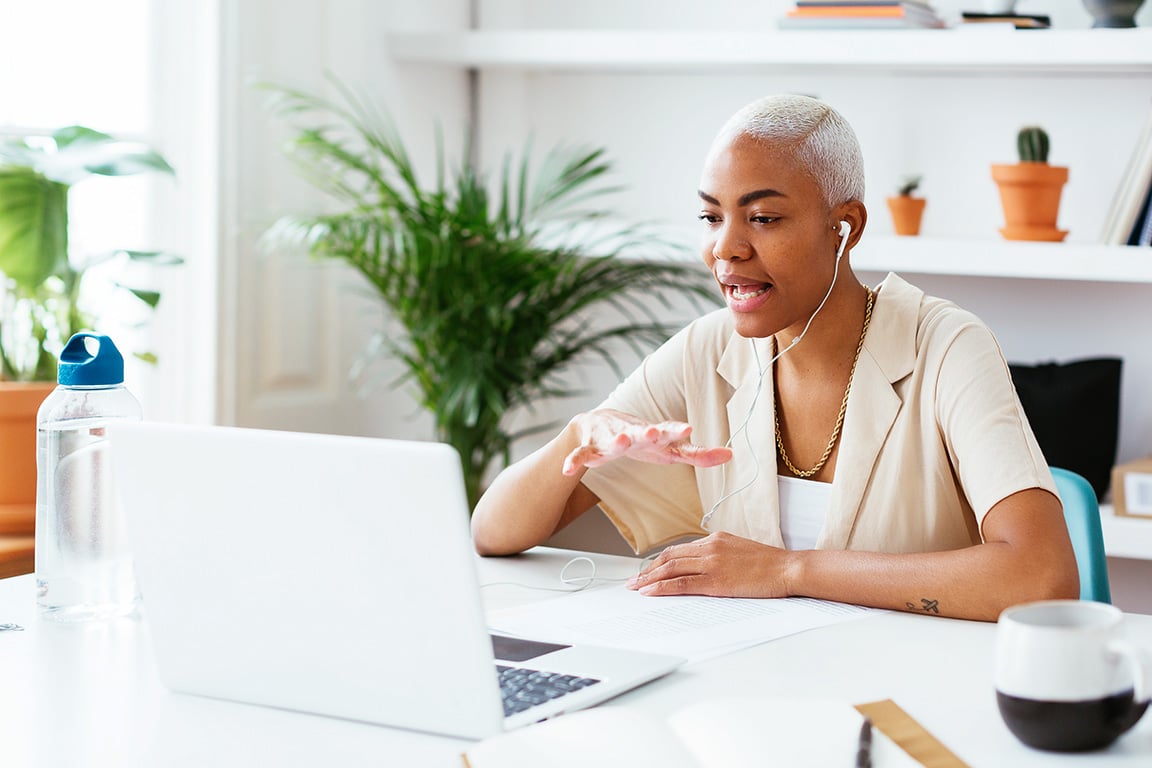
[1050,467,1111,603]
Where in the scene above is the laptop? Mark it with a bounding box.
[108,421,683,740]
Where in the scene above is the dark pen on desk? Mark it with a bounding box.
[856,716,873,768]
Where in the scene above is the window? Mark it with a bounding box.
[2,0,216,422]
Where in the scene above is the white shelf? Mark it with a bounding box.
[853,236,1152,284]
[388,28,1152,75]
[1100,504,1152,560]
[626,233,1152,283]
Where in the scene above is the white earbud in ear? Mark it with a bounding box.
[835,220,851,261]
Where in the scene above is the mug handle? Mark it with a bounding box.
[1107,639,1150,703]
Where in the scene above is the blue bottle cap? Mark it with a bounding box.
[57,333,125,386]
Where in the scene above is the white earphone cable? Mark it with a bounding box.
[702,223,851,527]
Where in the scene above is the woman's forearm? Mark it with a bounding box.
[630,489,1079,621]
[470,421,597,556]
[784,539,1077,622]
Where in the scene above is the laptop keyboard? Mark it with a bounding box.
[496,665,602,716]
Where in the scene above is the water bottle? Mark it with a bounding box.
[36,333,142,621]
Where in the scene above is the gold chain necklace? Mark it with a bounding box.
[774,287,874,479]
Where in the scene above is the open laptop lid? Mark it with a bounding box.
[110,422,507,738]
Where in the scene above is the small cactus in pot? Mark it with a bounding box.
[1017,126,1050,164]
[991,125,1068,241]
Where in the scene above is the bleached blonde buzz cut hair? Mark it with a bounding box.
[714,94,865,207]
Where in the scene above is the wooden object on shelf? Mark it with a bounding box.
[1112,456,1152,518]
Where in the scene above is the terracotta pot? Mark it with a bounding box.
[991,162,1069,242]
[886,196,927,236]
[0,381,55,535]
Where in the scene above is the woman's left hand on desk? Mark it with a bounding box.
[626,532,794,598]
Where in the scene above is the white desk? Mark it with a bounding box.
[1,547,1150,767]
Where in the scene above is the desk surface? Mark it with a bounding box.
[2,547,1151,767]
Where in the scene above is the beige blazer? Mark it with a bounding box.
[581,273,1055,556]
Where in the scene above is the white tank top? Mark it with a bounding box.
[777,475,833,550]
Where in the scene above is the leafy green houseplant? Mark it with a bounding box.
[0,126,179,541]
[991,125,1069,242]
[0,126,178,382]
[264,80,718,509]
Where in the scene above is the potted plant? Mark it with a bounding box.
[991,125,1069,242]
[263,79,718,509]
[0,126,179,538]
[886,174,926,236]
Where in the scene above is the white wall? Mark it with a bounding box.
[216,0,469,438]
[215,1,1152,464]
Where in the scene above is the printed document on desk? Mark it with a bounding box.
[489,585,881,664]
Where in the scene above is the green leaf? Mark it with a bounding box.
[84,149,175,177]
[0,169,69,293]
[52,125,116,149]
[118,285,162,308]
[51,125,175,176]
[121,249,185,266]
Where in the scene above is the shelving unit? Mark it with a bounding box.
[388,28,1152,74]
[853,236,1152,284]
[627,234,1152,284]
[1100,505,1152,560]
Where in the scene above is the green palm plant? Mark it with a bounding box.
[0,126,180,381]
[264,79,718,509]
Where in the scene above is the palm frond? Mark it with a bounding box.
[264,76,719,508]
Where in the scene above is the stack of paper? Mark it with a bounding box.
[778,0,948,30]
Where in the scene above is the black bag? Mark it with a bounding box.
[1008,358,1122,501]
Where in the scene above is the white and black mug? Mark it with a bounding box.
[995,600,1151,752]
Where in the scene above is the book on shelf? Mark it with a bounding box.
[462,697,965,768]
[796,0,934,5]
[1101,102,1152,245]
[1128,182,1152,246]
[959,11,1051,28]
[778,16,947,28]
[788,2,938,16]
[780,0,947,28]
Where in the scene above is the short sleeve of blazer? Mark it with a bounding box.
[926,308,1054,526]
[579,311,736,554]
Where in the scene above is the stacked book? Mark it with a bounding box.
[1101,103,1152,247]
[778,0,948,29]
[959,11,1051,29]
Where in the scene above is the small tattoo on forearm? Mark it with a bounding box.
[904,598,939,614]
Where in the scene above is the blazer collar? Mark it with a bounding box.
[714,332,784,546]
[820,272,922,548]
[711,272,922,550]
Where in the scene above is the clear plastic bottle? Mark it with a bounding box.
[36,333,142,621]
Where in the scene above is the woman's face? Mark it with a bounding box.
[698,132,841,339]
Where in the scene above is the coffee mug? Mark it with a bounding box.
[995,600,1150,752]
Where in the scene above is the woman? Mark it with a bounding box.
[471,94,1078,622]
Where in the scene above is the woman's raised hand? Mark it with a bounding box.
[561,409,732,476]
